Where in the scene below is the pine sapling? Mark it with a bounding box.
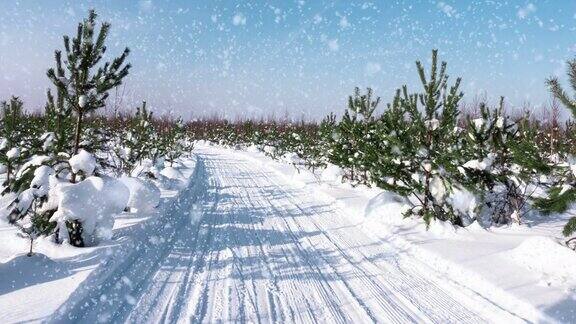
[535,57,576,243]
[45,9,131,247]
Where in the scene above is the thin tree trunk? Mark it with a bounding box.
[423,130,432,214]
[71,111,83,183]
[6,163,10,185]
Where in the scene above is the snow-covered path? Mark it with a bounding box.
[56,147,524,323]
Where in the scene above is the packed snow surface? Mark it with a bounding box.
[50,147,523,323]
[0,146,574,323]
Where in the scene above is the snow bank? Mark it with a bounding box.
[0,253,65,294]
[49,176,129,245]
[160,166,184,180]
[130,159,155,178]
[0,192,17,221]
[120,176,161,212]
[365,191,410,225]
[510,236,576,285]
[320,164,345,183]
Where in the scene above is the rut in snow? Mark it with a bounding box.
[51,147,522,323]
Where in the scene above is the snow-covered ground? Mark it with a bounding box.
[0,158,196,323]
[234,144,576,323]
[1,144,575,323]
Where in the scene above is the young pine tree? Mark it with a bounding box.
[45,9,131,247]
[0,97,25,188]
[46,9,131,182]
[331,88,380,185]
[45,87,74,154]
[458,99,550,225]
[378,50,465,225]
[117,101,155,173]
[535,58,576,242]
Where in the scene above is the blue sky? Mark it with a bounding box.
[0,1,575,119]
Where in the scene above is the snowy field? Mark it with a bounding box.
[0,143,574,323]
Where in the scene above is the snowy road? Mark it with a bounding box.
[54,147,524,323]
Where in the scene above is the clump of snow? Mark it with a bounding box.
[31,165,54,190]
[448,187,478,226]
[49,176,129,245]
[69,150,96,176]
[424,118,440,130]
[282,152,302,165]
[120,176,161,212]
[6,147,20,160]
[5,166,55,221]
[0,192,17,221]
[495,116,504,129]
[40,132,55,151]
[0,138,7,150]
[430,176,447,202]
[510,236,576,285]
[15,155,51,179]
[472,117,485,129]
[462,154,494,171]
[78,95,87,108]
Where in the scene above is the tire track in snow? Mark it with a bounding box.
[49,157,209,323]
[191,147,521,324]
[259,160,521,323]
[53,147,525,323]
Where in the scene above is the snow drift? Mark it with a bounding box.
[49,176,129,245]
[120,176,161,212]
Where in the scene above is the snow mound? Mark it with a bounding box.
[510,236,576,285]
[364,191,410,225]
[245,144,260,153]
[321,164,345,183]
[69,149,96,176]
[120,176,161,212]
[426,219,459,237]
[160,166,184,180]
[130,159,154,178]
[0,192,17,221]
[0,253,66,294]
[49,176,129,245]
[155,166,188,190]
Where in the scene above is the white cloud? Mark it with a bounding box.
[327,39,339,51]
[139,0,153,12]
[517,3,536,19]
[232,13,247,26]
[437,2,457,18]
[365,62,381,76]
[339,15,350,29]
[313,14,323,24]
[65,7,75,17]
